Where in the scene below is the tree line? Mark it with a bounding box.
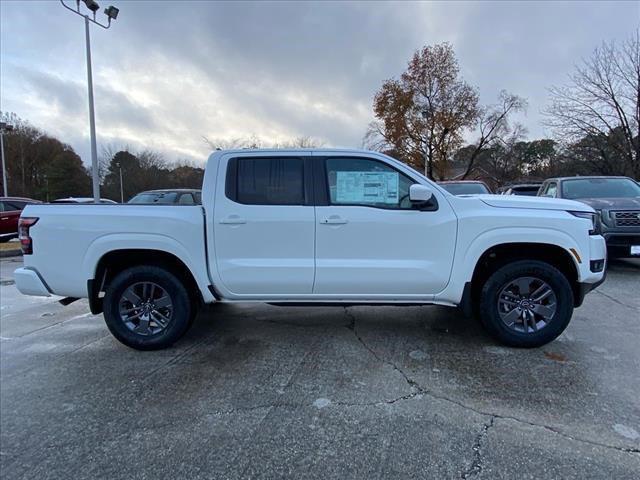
[366,31,639,184]
[0,112,205,201]
[1,30,637,200]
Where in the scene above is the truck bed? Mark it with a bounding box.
[20,204,210,299]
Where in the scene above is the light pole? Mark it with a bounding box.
[117,162,124,202]
[0,121,14,197]
[60,0,119,203]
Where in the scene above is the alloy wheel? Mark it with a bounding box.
[497,276,557,334]
[118,281,173,336]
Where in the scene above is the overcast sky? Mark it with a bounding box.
[1,0,638,166]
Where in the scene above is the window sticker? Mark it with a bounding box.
[335,171,399,204]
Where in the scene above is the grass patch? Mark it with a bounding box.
[0,241,21,252]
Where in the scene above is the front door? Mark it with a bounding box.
[213,155,315,296]
[313,156,457,296]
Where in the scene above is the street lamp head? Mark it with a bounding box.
[82,0,100,13]
[104,5,119,20]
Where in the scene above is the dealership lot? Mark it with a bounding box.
[1,256,639,479]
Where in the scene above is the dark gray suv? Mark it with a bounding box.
[538,176,640,257]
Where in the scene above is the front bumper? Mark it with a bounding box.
[572,235,607,307]
[14,267,51,297]
[602,231,640,257]
[575,270,606,308]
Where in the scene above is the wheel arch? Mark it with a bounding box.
[89,248,208,314]
[469,242,581,308]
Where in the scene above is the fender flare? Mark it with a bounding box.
[82,233,215,303]
[460,227,581,282]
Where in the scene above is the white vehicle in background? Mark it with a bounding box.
[15,149,606,350]
[52,197,118,204]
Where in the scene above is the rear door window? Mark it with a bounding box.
[229,157,305,205]
[4,201,25,211]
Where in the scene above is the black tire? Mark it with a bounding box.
[103,266,193,350]
[478,260,574,348]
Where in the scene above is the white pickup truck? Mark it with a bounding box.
[15,149,606,350]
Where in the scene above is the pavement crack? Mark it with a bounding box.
[9,312,94,339]
[423,390,640,456]
[343,308,640,457]
[594,290,637,310]
[461,416,495,478]
[344,307,420,392]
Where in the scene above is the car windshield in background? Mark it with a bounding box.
[441,183,490,195]
[512,187,540,196]
[562,178,640,199]
[128,192,179,204]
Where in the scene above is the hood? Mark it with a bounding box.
[572,197,640,211]
[476,194,594,212]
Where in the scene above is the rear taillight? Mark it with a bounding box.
[18,217,39,255]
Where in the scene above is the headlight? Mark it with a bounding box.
[569,211,598,235]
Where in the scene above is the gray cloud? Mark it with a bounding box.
[1,1,638,166]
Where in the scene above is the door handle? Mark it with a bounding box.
[0,217,8,221]
[321,216,348,225]
[219,215,246,225]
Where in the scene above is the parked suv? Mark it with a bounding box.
[0,197,41,242]
[538,176,640,257]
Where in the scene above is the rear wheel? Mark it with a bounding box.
[478,260,573,348]
[103,266,193,350]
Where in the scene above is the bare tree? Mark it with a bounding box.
[366,43,480,179]
[272,136,324,149]
[460,91,527,179]
[544,30,640,177]
[203,134,323,150]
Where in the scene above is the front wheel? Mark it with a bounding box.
[478,260,574,348]
[103,266,193,350]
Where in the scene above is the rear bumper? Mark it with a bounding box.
[14,267,51,297]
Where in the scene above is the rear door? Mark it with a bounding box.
[313,156,457,296]
[213,154,315,295]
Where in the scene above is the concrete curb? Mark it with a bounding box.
[0,249,22,258]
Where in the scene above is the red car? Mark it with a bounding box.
[0,197,41,242]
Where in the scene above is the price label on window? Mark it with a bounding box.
[336,171,399,204]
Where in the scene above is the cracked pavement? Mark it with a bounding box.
[1,257,639,479]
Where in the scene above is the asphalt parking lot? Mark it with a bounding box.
[1,256,639,479]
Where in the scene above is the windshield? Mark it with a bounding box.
[128,192,178,204]
[511,186,541,196]
[441,183,490,195]
[562,178,640,199]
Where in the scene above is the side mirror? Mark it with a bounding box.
[409,184,433,203]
